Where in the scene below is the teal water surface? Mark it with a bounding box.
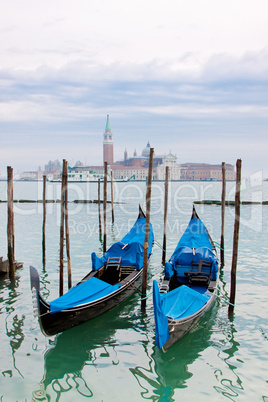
[0,180,267,401]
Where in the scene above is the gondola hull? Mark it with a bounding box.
[31,206,153,336]
[153,205,219,352]
[162,289,217,351]
[31,267,144,336]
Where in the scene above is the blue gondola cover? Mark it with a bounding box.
[153,281,210,349]
[50,277,120,314]
[165,218,218,280]
[50,216,153,315]
[92,217,153,271]
[153,212,218,349]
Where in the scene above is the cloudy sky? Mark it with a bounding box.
[0,0,267,177]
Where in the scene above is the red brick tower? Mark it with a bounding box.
[103,115,114,165]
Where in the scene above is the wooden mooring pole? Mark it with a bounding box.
[111,170,114,224]
[141,148,154,311]
[229,159,242,317]
[98,179,102,236]
[221,162,226,266]
[59,159,72,294]
[7,166,15,279]
[103,162,108,253]
[162,166,169,265]
[59,160,65,296]
[64,160,72,289]
[42,175,46,267]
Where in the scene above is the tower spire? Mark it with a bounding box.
[105,114,111,132]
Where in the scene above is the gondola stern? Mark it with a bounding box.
[30,266,40,292]
[138,204,146,219]
[30,266,42,318]
[29,266,50,327]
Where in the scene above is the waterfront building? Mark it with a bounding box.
[19,169,60,181]
[180,163,235,181]
[19,171,54,181]
[156,153,181,180]
[18,115,235,182]
[111,166,152,181]
[110,140,181,180]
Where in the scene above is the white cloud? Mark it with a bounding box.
[1,0,268,71]
[0,0,268,177]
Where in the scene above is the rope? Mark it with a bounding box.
[212,241,225,251]
[128,281,154,301]
[214,287,235,307]
[154,239,166,252]
[212,241,221,246]
[140,291,153,301]
[128,282,143,295]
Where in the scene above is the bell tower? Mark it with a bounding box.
[103,115,114,165]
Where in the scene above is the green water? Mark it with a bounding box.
[0,180,268,401]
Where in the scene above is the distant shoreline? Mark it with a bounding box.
[0,178,237,183]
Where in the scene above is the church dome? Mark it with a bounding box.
[142,141,151,157]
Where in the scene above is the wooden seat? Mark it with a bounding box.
[185,259,211,285]
[106,257,122,270]
[119,266,136,281]
[101,257,122,284]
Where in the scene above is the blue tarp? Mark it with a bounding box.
[92,217,153,271]
[153,281,170,349]
[165,217,218,280]
[121,218,153,255]
[154,213,218,349]
[173,217,212,250]
[50,277,120,314]
[153,281,210,349]
[50,215,153,314]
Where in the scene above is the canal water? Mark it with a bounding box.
[0,179,267,401]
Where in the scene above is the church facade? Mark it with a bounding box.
[103,115,182,180]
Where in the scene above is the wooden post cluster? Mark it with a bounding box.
[59,159,72,296]
[141,148,154,310]
[162,166,169,265]
[103,162,108,253]
[221,162,226,266]
[7,166,15,279]
[229,159,242,316]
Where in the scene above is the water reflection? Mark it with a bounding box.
[33,303,133,400]
[213,316,244,400]
[0,274,25,378]
[210,271,245,400]
[130,269,246,401]
[130,308,215,400]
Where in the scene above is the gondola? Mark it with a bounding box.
[153,205,219,352]
[30,205,153,336]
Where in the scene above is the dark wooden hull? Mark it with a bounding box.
[155,205,219,352]
[30,205,151,336]
[31,266,144,336]
[162,284,218,352]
